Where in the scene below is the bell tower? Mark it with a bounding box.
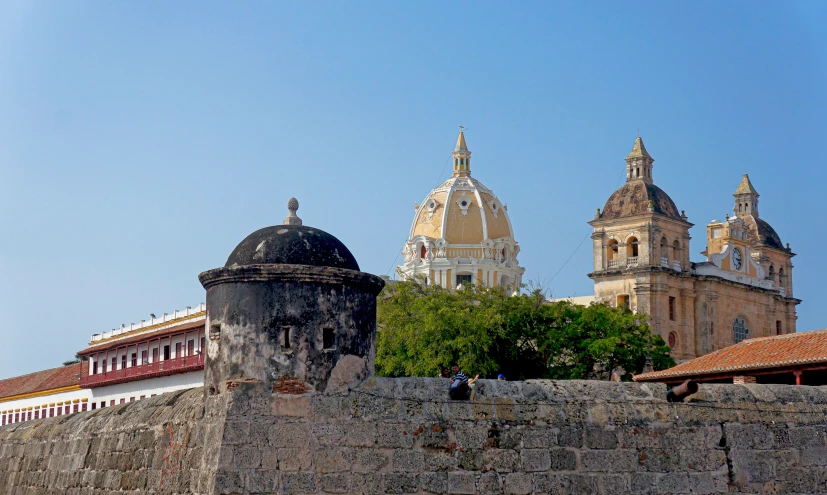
[589,137,695,359]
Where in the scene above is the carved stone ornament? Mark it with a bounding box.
[456,193,472,216]
[487,200,500,218]
[426,198,441,219]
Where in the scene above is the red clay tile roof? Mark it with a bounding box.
[0,363,81,401]
[634,330,827,382]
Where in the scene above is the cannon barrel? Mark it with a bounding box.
[666,379,698,402]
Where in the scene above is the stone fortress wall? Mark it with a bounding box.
[1,200,824,494]
[2,377,827,494]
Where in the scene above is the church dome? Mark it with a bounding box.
[597,137,684,222]
[410,175,514,244]
[599,181,682,220]
[743,216,783,250]
[225,199,359,270]
[397,130,525,292]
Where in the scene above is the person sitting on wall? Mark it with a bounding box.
[448,365,479,400]
[439,367,451,379]
[497,374,506,381]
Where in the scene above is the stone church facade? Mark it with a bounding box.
[588,137,799,361]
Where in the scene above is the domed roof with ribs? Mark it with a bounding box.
[744,216,784,250]
[600,181,682,221]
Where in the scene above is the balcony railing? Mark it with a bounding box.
[627,257,639,267]
[80,353,204,388]
[608,259,619,269]
[660,257,669,268]
[672,260,681,271]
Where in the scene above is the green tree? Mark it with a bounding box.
[375,281,674,380]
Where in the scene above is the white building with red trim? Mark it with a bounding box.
[0,304,206,425]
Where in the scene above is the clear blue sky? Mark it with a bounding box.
[1,2,826,379]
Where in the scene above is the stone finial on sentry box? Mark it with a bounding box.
[283,197,302,225]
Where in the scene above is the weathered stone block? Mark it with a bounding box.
[376,422,415,448]
[421,472,448,494]
[381,472,419,494]
[503,472,533,495]
[595,474,627,495]
[656,472,690,494]
[392,449,425,472]
[223,420,250,445]
[320,473,351,494]
[353,448,389,471]
[520,449,550,472]
[454,425,490,450]
[234,444,262,469]
[478,472,502,495]
[723,423,772,450]
[534,473,597,495]
[418,424,450,449]
[549,448,577,471]
[584,428,619,450]
[269,423,312,449]
[457,450,484,471]
[580,450,637,472]
[484,449,519,472]
[277,447,312,471]
[350,472,382,495]
[447,471,476,494]
[248,469,279,494]
[315,447,353,473]
[557,426,583,448]
[280,472,318,495]
[215,471,245,495]
[424,450,459,471]
[522,427,557,448]
[802,446,827,466]
[344,422,376,447]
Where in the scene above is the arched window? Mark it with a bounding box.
[607,239,619,261]
[733,316,749,344]
[660,237,668,260]
[668,331,677,348]
[419,244,427,259]
[779,268,786,286]
[627,237,639,258]
[672,240,681,260]
[745,203,749,211]
[768,265,775,281]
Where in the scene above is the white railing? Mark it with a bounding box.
[660,257,669,268]
[627,257,639,267]
[608,260,619,269]
[779,287,787,297]
[90,303,207,342]
[672,261,681,271]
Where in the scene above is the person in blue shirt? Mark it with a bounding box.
[449,365,479,400]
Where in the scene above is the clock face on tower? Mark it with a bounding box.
[732,248,742,270]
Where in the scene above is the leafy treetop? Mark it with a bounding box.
[376,281,674,381]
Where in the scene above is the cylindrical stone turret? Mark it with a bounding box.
[198,199,385,397]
